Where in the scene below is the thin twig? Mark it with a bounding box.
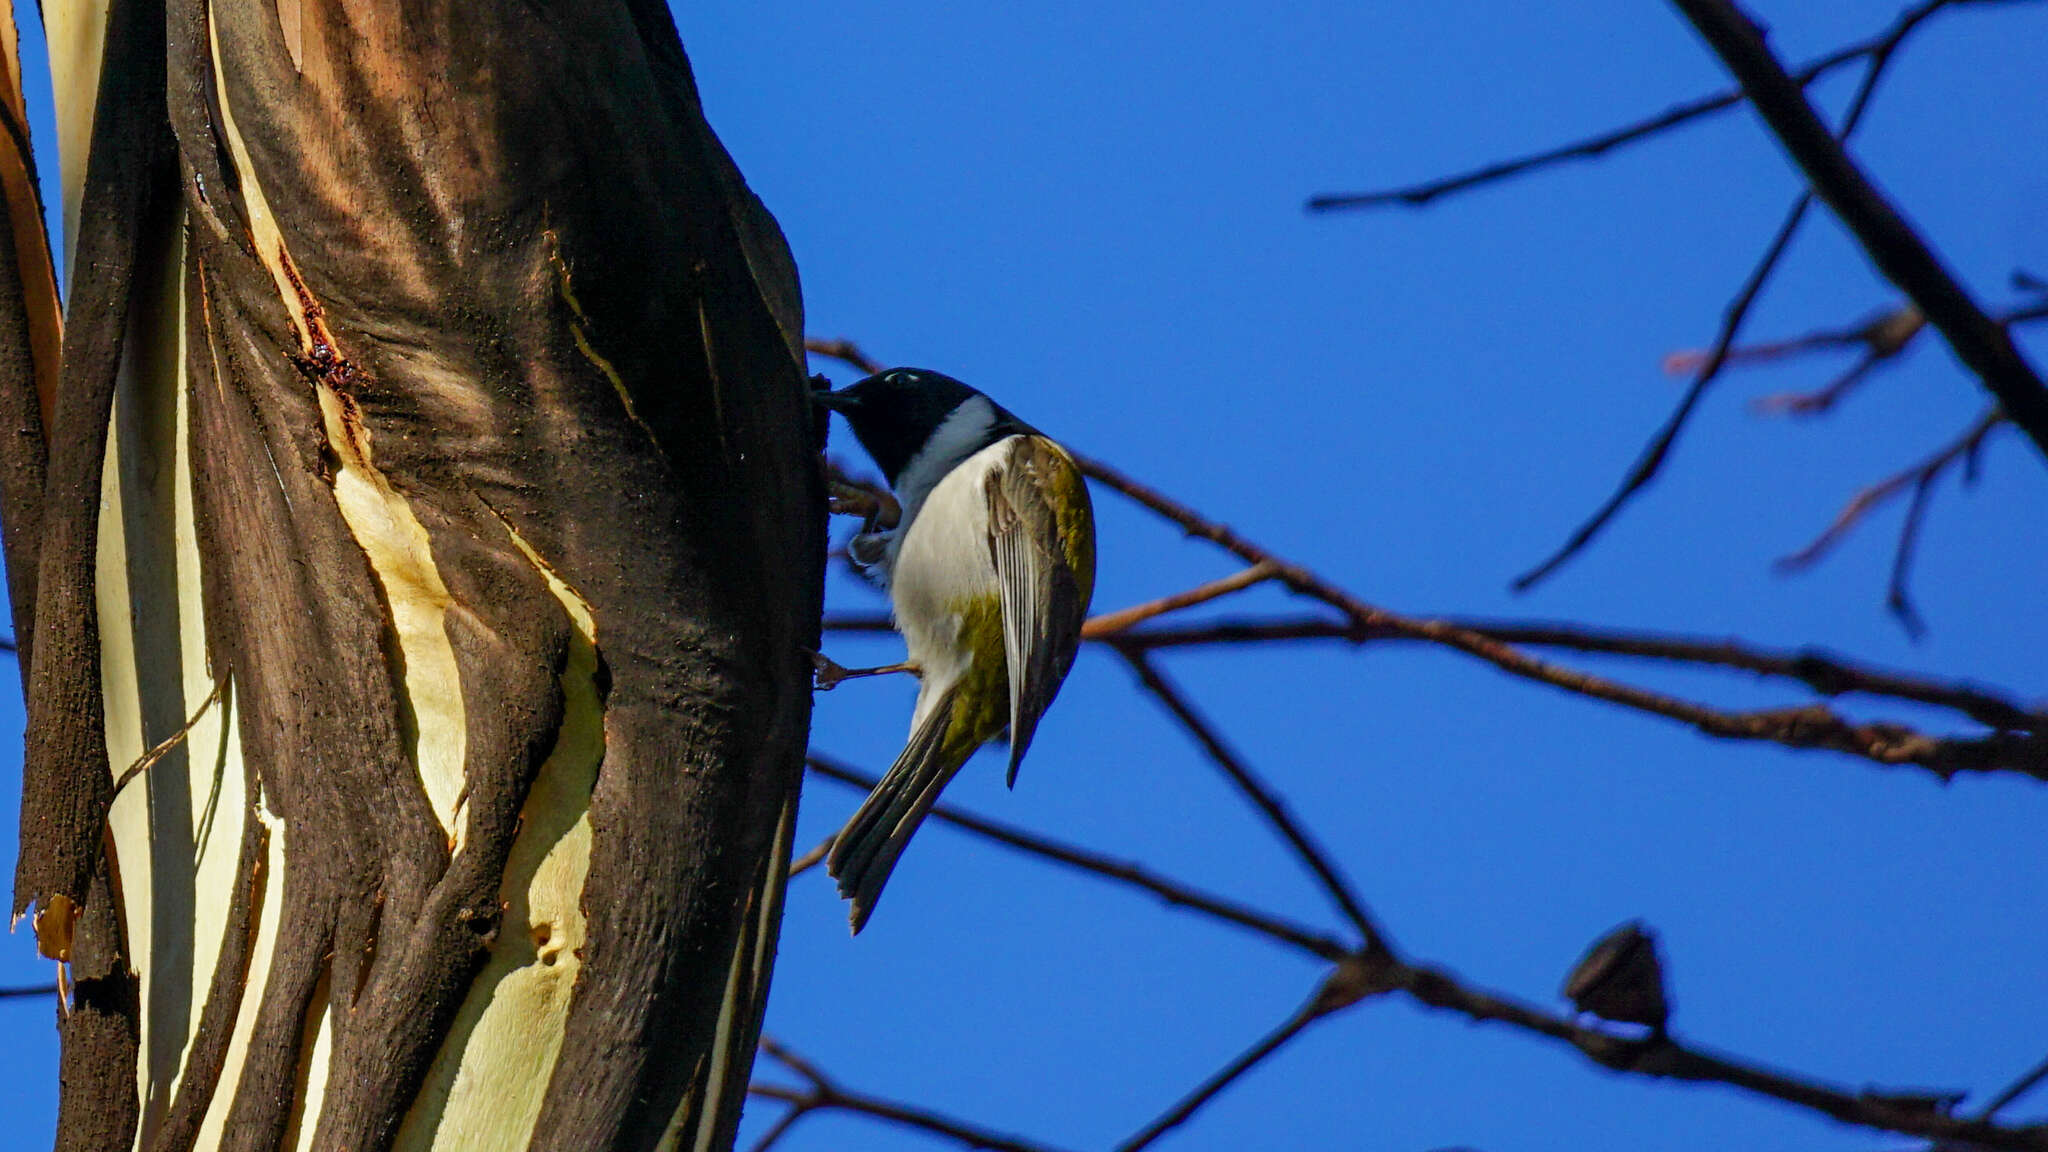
[0,983,58,999]
[1306,25,1884,211]
[1116,650,1392,955]
[1438,619,2044,731]
[1756,349,1889,416]
[1680,295,2047,415]
[1776,407,2002,573]
[1511,191,1815,591]
[804,754,1351,960]
[1515,0,1981,590]
[1515,0,1944,591]
[768,827,2048,1152]
[750,1036,1079,1152]
[1672,0,2048,460]
[1114,997,1328,1152]
[1667,314,1887,377]
[1081,562,1280,637]
[1977,1050,2048,1119]
[742,1103,807,1152]
[110,670,230,800]
[1887,468,1939,640]
[1662,300,1923,376]
[805,337,885,376]
[788,833,834,879]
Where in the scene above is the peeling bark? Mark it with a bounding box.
[5,2,822,1149]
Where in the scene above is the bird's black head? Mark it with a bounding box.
[815,368,1028,486]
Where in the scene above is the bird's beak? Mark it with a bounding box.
[812,389,858,412]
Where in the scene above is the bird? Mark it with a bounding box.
[814,368,1096,931]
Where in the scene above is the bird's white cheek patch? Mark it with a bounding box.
[891,395,997,520]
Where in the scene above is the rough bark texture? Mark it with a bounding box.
[4,1,822,1149]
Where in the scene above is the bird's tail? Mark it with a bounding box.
[827,690,971,932]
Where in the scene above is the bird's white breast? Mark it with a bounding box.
[890,394,999,526]
[886,435,1018,718]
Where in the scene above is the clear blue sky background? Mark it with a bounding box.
[4,3,2047,1149]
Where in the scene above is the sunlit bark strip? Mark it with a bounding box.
[9,1,822,1149]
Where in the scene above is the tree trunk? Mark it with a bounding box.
[5,2,822,1149]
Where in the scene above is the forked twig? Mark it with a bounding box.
[1513,0,1939,591]
[1305,0,2013,212]
[792,750,2048,1150]
[1671,0,2048,462]
[1080,455,2047,782]
[1776,407,2002,575]
[750,1036,1077,1152]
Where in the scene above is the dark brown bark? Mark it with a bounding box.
[14,0,176,957]
[8,1,823,1148]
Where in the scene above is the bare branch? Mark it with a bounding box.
[1666,308,1900,377]
[1979,1051,2048,1119]
[805,337,885,376]
[1306,22,1887,212]
[1672,0,2048,460]
[788,833,834,879]
[1077,456,2048,782]
[824,561,1285,644]
[1887,467,1939,640]
[804,754,1352,960]
[1114,996,1328,1152]
[1511,190,1815,590]
[1776,407,2002,574]
[749,1036,1080,1152]
[1115,650,1393,955]
[1379,955,2048,1150]
[1103,614,2046,731]
[0,982,58,999]
[1082,563,1280,637]
[770,786,2048,1152]
[741,1103,808,1152]
[832,602,2044,732]
[1676,294,2047,417]
[1755,348,1890,416]
[1514,0,1949,591]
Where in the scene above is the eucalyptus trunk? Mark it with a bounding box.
[4,2,822,1149]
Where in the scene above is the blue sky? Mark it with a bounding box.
[5,2,2048,1150]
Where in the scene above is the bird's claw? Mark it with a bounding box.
[811,650,853,691]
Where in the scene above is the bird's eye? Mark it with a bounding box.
[886,371,913,384]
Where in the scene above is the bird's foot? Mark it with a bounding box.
[810,651,921,691]
[828,480,902,532]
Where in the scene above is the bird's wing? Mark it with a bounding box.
[984,435,1096,787]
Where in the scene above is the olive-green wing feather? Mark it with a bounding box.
[986,436,1096,787]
